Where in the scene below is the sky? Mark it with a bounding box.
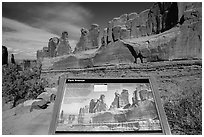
[2,2,153,60]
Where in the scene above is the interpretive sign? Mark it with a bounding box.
[49,76,171,134]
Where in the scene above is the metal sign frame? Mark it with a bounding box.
[49,75,171,134]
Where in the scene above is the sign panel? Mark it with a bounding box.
[49,76,171,134]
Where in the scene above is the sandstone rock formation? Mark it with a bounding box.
[88,24,100,49]
[40,2,201,70]
[98,2,201,63]
[74,28,89,52]
[37,31,72,60]
[2,45,8,65]
[56,31,72,56]
[74,24,100,53]
[147,2,179,34]
[30,100,49,112]
[48,37,59,57]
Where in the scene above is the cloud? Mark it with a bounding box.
[2,17,58,59]
[3,2,93,40]
[2,3,93,59]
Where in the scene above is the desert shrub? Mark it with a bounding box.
[164,87,202,135]
[2,63,47,108]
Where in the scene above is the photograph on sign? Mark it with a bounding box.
[54,78,163,133]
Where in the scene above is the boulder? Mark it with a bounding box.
[30,100,49,112]
[37,92,50,102]
[23,99,42,107]
[44,87,58,95]
[2,46,8,65]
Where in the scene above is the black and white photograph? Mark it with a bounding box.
[2,1,202,135]
[56,81,161,132]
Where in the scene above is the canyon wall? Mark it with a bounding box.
[40,2,201,70]
[97,2,201,64]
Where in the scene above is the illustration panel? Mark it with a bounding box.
[55,78,162,133]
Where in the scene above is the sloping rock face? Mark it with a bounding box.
[94,40,136,65]
[74,24,100,53]
[2,46,8,65]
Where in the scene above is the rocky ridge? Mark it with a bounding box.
[40,2,201,70]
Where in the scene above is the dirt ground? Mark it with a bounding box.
[2,60,202,135]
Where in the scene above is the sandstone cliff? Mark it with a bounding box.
[41,2,201,70]
[97,2,201,64]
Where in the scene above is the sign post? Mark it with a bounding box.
[49,75,171,134]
